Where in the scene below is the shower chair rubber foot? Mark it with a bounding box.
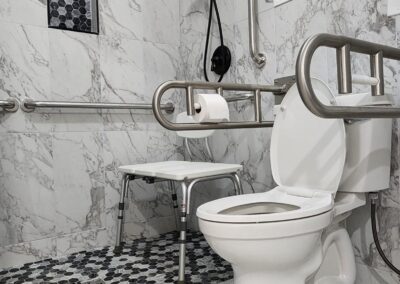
[113,243,124,254]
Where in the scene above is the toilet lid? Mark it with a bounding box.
[270,78,346,194]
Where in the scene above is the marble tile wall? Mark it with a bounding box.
[2,0,400,281]
[0,0,183,269]
[180,0,400,282]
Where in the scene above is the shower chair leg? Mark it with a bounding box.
[114,173,132,254]
[168,180,179,231]
[177,180,189,284]
[233,172,244,194]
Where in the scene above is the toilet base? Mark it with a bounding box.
[312,224,356,284]
[230,248,324,284]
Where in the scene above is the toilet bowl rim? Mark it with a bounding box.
[198,208,333,240]
[196,186,334,224]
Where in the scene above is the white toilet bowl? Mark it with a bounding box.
[197,80,393,284]
[198,188,334,284]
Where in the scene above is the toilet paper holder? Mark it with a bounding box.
[152,77,295,131]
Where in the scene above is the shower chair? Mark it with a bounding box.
[114,121,243,283]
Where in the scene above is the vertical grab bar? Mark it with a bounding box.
[248,0,266,68]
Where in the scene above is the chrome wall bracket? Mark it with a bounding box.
[152,80,290,131]
[296,33,400,118]
[0,98,19,113]
[274,75,296,105]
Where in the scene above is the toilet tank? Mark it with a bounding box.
[336,93,392,193]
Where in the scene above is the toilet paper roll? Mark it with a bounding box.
[193,93,230,123]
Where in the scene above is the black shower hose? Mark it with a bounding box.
[370,193,400,275]
[203,0,224,82]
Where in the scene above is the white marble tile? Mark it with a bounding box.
[0,237,56,269]
[56,229,111,257]
[47,29,103,133]
[355,262,400,284]
[0,23,51,133]
[0,23,49,100]
[143,42,180,99]
[49,30,101,103]
[0,0,47,27]
[274,0,329,79]
[123,215,176,241]
[142,0,180,46]
[146,130,184,162]
[99,0,145,41]
[53,132,105,235]
[100,36,146,131]
[0,133,55,247]
[100,0,180,45]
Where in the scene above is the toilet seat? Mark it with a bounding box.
[197,79,346,225]
[197,186,333,223]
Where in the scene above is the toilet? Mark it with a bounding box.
[196,79,392,284]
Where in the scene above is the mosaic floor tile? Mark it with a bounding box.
[0,231,233,283]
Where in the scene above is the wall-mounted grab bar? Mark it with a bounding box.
[248,0,266,68]
[20,94,257,114]
[21,99,175,113]
[152,80,292,131]
[0,98,19,112]
[296,33,400,118]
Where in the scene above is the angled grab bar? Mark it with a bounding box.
[296,33,400,118]
[152,80,290,131]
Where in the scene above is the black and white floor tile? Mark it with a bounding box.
[0,231,233,284]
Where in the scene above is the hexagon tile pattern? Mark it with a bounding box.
[48,0,98,34]
[0,231,233,283]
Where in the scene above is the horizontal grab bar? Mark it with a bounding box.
[0,98,19,112]
[21,99,175,113]
[296,33,400,118]
[152,80,291,131]
[20,93,257,114]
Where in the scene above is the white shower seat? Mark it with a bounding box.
[114,111,243,283]
[114,160,243,283]
[119,161,242,180]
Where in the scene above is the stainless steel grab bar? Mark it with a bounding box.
[20,94,257,114]
[0,98,19,112]
[296,33,400,118]
[152,80,291,131]
[248,0,266,68]
[21,99,175,113]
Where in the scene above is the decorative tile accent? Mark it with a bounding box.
[48,0,99,34]
[0,231,233,283]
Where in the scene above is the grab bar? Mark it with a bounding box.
[21,99,175,113]
[248,0,266,68]
[296,33,400,118]
[0,98,19,112]
[152,80,292,131]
